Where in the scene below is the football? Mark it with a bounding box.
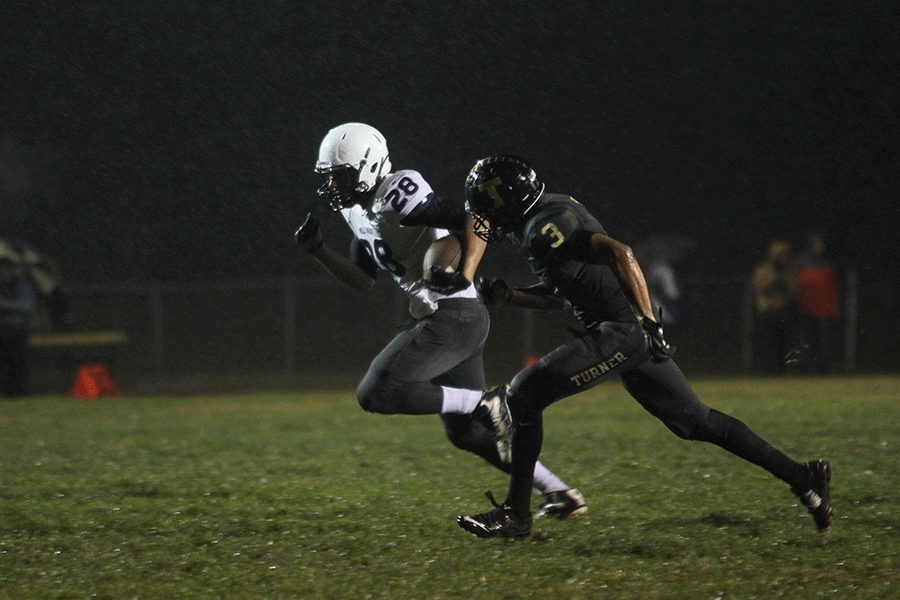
[423,234,462,280]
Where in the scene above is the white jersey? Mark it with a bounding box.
[340,170,476,319]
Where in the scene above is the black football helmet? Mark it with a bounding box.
[464,155,545,243]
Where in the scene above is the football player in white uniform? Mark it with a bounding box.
[295,124,586,518]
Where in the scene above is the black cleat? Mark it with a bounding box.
[472,384,514,463]
[457,491,532,538]
[537,488,588,520]
[791,459,833,532]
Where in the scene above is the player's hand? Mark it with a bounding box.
[294,213,323,253]
[425,267,470,294]
[639,314,675,362]
[476,277,511,306]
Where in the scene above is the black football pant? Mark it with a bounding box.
[355,298,508,468]
[503,320,809,516]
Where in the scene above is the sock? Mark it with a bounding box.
[440,387,481,414]
[532,462,568,495]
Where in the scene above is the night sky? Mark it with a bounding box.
[3,2,898,283]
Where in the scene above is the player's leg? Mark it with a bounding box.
[621,358,804,481]
[356,299,489,415]
[441,412,574,497]
[435,314,577,503]
[503,324,645,517]
[620,358,833,531]
[459,322,643,537]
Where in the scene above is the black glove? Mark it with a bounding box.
[476,277,511,306]
[294,213,323,253]
[639,313,675,362]
[425,266,470,294]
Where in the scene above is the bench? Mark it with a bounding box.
[29,330,129,348]
[29,330,129,394]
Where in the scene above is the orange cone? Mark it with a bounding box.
[71,364,119,399]
[523,354,543,367]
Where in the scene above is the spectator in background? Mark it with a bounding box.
[0,253,37,398]
[751,239,801,375]
[645,259,683,328]
[796,232,841,374]
[633,234,695,334]
[0,237,74,331]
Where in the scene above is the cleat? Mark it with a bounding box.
[791,459,833,532]
[457,491,532,538]
[537,488,588,520]
[472,384,514,463]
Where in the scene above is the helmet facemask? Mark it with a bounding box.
[316,166,364,210]
[468,210,505,244]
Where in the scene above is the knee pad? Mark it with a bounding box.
[355,385,377,413]
[506,388,542,425]
[356,372,400,414]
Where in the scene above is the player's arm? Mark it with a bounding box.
[477,278,569,310]
[403,194,484,290]
[558,228,673,360]
[586,232,674,360]
[307,242,376,292]
[458,215,487,283]
[508,282,570,310]
[585,233,654,320]
[295,213,376,292]
[402,194,484,281]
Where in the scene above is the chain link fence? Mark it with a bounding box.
[28,270,897,395]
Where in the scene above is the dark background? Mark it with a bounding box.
[3,1,898,284]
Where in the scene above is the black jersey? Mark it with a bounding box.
[510,193,636,328]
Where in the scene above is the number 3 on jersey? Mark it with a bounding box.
[541,223,565,248]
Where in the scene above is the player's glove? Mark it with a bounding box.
[638,313,675,362]
[476,277,511,306]
[294,213,323,253]
[425,267,471,294]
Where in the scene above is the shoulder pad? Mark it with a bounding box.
[374,170,434,217]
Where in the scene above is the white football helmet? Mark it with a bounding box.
[315,123,392,210]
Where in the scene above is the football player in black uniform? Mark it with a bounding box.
[295,126,585,517]
[456,154,833,538]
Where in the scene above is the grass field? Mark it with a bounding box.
[1,376,898,599]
